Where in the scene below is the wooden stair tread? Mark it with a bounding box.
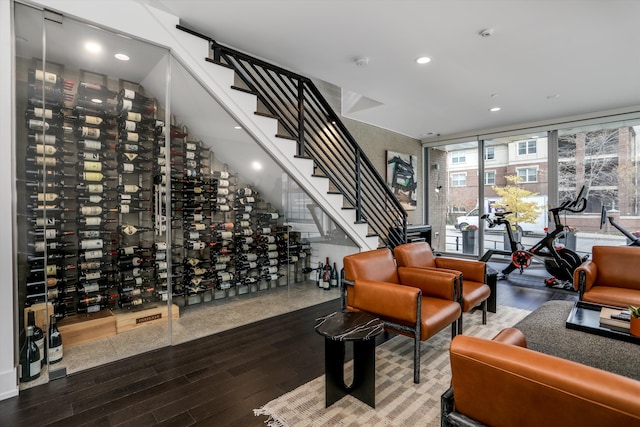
[275,133,296,141]
[254,111,279,120]
[204,57,233,69]
[231,85,256,95]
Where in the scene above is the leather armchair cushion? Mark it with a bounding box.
[435,257,486,284]
[344,248,399,284]
[398,267,457,300]
[580,286,640,308]
[394,241,437,268]
[460,279,491,312]
[351,279,419,324]
[591,246,640,290]
[450,335,640,426]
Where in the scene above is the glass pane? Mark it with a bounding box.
[428,140,479,255]
[16,3,171,386]
[558,119,640,252]
[481,133,549,274]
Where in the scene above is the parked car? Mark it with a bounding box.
[455,196,548,235]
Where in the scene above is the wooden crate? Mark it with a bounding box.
[57,310,117,348]
[114,304,179,333]
[24,303,54,331]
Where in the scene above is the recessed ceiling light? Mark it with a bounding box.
[114,53,130,61]
[85,41,102,54]
[489,107,501,112]
[251,161,262,170]
[234,126,242,130]
[91,98,103,104]
[416,56,431,65]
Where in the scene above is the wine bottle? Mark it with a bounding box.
[26,144,73,158]
[330,262,339,288]
[316,261,323,288]
[117,142,152,153]
[82,249,118,260]
[77,82,116,99]
[74,126,115,140]
[19,326,42,382]
[322,258,332,290]
[27,311,45,363]
[77,139,115,151]
[27,133,65,146]
[76,217,117,227]
[28,82,70,101]
[77,171,117,182]
[117,184,149,194]
[28,240,74,253]
[28,229,75,240]
[120,224,154,235]
[28,68,73,89]
[76,183,110,194]
[28,263,76,280]
[27,96,66,110]
[47,314,63,364]
[25,107,66,123]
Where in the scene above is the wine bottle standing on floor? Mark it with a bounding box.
[20,326,41,383]
[47,314,63,364]
[322,257,331,290]
[27,311,45,363]
[330,262,339,288]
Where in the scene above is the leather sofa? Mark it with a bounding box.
[343,248,461,384]
[573,245,640,307]
[442,330,640,426]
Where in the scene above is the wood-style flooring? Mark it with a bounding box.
[0,281,576,426]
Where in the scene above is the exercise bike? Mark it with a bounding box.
[600,206,640,246]
[481,186,589,289]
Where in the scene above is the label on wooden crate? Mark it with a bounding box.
[136,313,162,324]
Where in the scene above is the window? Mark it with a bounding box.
[451,173,466,187]
[452,206,467,213]
[517,140,537,155]
[484,171,496,185]
[451,151,466,164]
[517,167,538,183]
[484,146,495,160]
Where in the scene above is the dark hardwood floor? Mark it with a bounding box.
[0,281,576,427]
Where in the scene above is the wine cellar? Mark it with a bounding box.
[10,2,356,389]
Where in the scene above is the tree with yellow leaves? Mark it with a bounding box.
[492,175,541,229]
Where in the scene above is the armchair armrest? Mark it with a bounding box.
[351,279,420,324]
[436,257,486,283]
[398,267,458,301]
[573,260,597,293]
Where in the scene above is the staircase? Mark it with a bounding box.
[172,25,407,250]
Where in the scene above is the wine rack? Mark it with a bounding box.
[18,63,312,362]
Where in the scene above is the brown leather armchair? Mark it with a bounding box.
[442,332,640,426]
[573,245,640,307]
[394,242,490,334]
[343,248,461,384]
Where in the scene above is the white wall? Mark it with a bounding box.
[0,0,19,400]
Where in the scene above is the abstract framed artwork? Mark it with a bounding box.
[386,150,418,210]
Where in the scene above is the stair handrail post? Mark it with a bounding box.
[355,148,363,223]
[297,80,305,156]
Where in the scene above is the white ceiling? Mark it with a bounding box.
[150,0,640,141]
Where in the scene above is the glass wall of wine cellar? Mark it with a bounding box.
[14,2,345,388]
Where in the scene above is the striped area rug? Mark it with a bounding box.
[254,305,530,426]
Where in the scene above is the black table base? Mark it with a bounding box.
[324,338,376,408]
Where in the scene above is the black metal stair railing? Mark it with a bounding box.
[177,25,407,247]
